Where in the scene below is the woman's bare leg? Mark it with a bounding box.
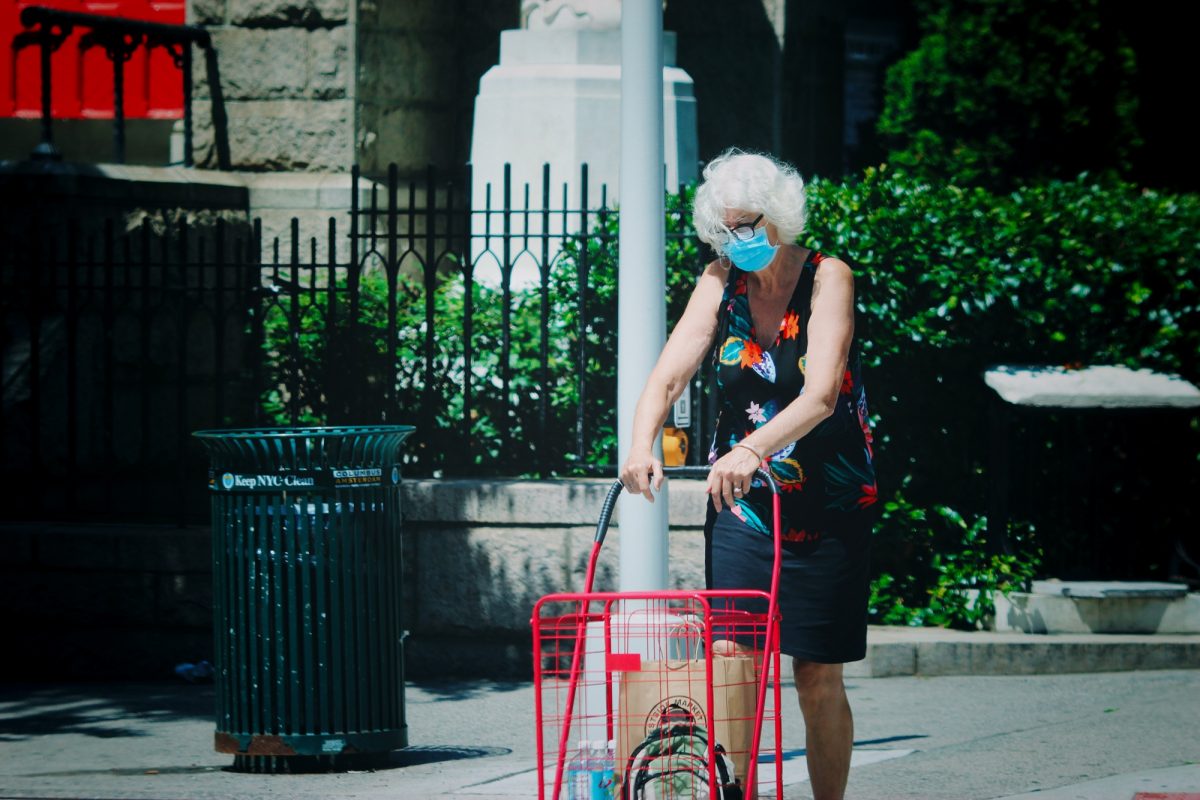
[793,659,852,800]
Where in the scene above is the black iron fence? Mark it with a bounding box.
[0,164,715,523]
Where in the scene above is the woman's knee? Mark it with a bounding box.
[792,659,844,699]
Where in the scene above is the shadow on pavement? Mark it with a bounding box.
[18,765,225,778]
[0,682,214,741]
[406,679,529,702]
[758,734,930,763]
[388,744,511,767]
[17,747,511,779]
[854,734,930,747]
[1,681,514,772]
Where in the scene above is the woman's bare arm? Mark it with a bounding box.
[620,260,727,500]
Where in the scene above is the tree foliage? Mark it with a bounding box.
[877,0,1141,189]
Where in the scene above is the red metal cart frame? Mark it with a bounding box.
[533,466,785,799]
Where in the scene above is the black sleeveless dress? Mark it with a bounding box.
[704,248,879,663]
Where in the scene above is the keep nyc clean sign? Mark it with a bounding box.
[208,466,401,492]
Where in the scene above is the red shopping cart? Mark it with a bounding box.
[533,466,785,799]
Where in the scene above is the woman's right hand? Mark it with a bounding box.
[619,449,664,503]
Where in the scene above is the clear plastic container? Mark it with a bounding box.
[566,740,592,800]
[594,739,616,799]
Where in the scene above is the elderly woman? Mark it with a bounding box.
[619,149,878,800]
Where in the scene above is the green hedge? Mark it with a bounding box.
[808,165,1198,376]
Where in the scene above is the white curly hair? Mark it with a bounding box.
[692,148,808,254]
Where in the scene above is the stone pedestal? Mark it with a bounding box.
[471,28,697,203]
[468,28,697,285]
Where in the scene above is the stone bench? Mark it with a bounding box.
[994,580,1200,634]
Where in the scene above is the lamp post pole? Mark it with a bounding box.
[617,0,668,592]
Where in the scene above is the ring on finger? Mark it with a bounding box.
[733,486,743,495]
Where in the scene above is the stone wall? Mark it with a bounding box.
[0,478,709,681]
[665,0,784,162]
[190,0,356,171]
[355,1,516,175]
[664,0,850,174]
[188,0,515,175]
[401,478,707,677]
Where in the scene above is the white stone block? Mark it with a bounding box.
[315,172,382,210]
[245,172,322,209]
[1030,580,1189,598]
[468,28,698,288]
[984,365,1200,409]
[1162,593,1200,632]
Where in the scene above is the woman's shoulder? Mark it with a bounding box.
[806,249,854,281]
[701,256,733,278]
[686,258,735,311]
[804,247,845,267]
[699,257,738,293]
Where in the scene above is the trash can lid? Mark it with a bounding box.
[193,425,416,440]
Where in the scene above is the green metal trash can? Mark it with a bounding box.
[194,425,414,773]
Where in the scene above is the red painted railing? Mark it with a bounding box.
[2,0,185,120]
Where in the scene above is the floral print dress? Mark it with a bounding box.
[708,249,879,541]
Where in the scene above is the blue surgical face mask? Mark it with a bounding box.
[724,226,779,272]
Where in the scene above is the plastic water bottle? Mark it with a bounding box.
[566,740,592,800]
[591,738,616,799]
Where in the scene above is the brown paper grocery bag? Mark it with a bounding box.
[616,655,757,796]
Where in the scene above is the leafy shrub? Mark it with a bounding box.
[869,490,1042,629]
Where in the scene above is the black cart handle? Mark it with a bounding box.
[594,465,779,546]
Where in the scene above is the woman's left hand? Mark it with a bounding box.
[707,445,764,513]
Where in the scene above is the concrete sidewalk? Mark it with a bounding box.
[0,626,1197,800]
[1,671,1198,800]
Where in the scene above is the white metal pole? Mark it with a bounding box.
[618,0,668,592]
